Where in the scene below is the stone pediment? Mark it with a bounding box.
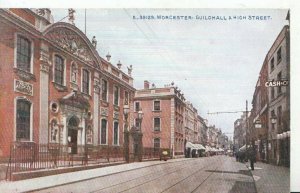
[43,22,101,68]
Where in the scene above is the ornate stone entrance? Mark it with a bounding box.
[67,116,79,154]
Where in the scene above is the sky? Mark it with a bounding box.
[52,9,289,139]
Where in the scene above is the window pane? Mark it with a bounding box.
[154,138,160,151]
[135,102,140,112]
[154,118,160,131]
[114,86,119,105]
[54,55,64,85]
[82,69,89,94]
[101,119,107,144]
[154,101,160,111]
[17,36,31,72]
[16,99,31,141]
[113,122,119,145]
[102,80,108,101]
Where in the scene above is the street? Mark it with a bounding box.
[33,156,256,193]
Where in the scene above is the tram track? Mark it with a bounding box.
[91,158,213,193]
[34,157,202,193]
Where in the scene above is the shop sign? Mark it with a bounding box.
[265,80,289,87]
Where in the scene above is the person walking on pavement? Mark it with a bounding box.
[249,145,256,170]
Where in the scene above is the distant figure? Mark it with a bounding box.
[249,146,256,170]
[235,151,239,162]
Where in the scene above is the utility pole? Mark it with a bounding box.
[84,9,87,35]
[246,100,248,150]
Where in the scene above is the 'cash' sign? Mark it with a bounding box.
[265,80,289,87]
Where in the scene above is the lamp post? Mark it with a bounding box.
[137,109,144,131]
[270,115,278,164]
[123,104,130,162]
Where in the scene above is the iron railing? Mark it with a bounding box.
[6,142,124,180]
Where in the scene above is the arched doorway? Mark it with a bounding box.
[68,116,79,154]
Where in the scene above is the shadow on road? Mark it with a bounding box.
[204,169,252,177]
[228,181,256,193]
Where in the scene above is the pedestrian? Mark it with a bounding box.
[235,151,239,162]
[249,146,256,170]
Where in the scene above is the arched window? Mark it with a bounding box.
[86,126,93,144]
[54,55,64,85]
[17,36,31,72]
[100,119,107,145]
[16,99,31,141]
[50,119,59,143]
[113,122,119,145]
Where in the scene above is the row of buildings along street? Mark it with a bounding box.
[233,24,290,167]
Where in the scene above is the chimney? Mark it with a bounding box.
[144,80,150,89]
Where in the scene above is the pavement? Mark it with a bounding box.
[246,161,290,193]
[0,157,290,193]
[0,158,186,193]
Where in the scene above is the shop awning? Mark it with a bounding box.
[186,142,205,150]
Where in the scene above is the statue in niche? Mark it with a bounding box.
[71,63,78,83]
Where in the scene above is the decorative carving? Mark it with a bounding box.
[52,82,68,92]
[94,79,101,94]
[40,63,50,73]
[114,106,120,111]
[91,36,97,49]
[45,28,94,64]
[13,68,36,82]
[14,79,33,96]
[70,62,78,83]
[127,65,132,76]
[113,111,119,120]
[70,81,79,91]
[101,107,108,117]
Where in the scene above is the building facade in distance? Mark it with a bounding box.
[133,81,186,157]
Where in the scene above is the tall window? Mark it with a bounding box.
[153,100,160,111]
[277,72,282,94]
[270,57,274,71]
[154,138,160,151]
[154,117,161,131]
[135,102,140,112]
[54,55,64,85]
[114,86,119,105]
[16,99,31,141]
[277,47,282,63]
[101,79,108,102]
[113,122,119,145]
[17,36,31,72]
[86,126,93,144]
[100,119,107,144]
[82,69,90,94]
